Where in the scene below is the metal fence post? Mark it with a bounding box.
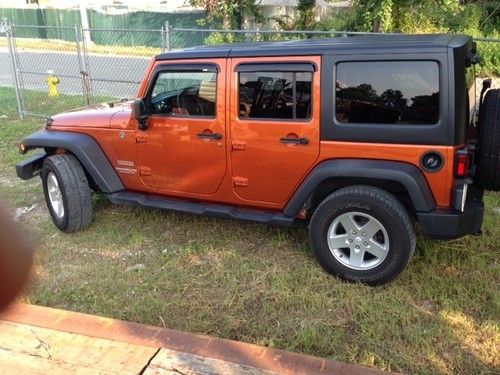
[74,25,91,105]
[5,22,25,119]
[161,24,166,53]
[165,21,172,51]
[79,26,94,104]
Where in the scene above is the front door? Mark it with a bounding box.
[136,60,227,196]
[229,57,321,204]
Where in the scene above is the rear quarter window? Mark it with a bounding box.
[335,61,440,125]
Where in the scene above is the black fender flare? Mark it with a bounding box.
[284,159,436,216]
[19,130,124,193]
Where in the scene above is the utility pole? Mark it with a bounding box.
[79,0,92,46]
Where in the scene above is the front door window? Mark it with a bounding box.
[150,71,217,117]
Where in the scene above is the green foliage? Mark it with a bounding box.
[319,0,500,76]
[271,0,323,32]
[353,0,394,32]
[189,0,264,45]
[347,0,499,35]
[204,31,237,45]
[190,0,263,30]
[297,0,317,30]
[476,37,500,77]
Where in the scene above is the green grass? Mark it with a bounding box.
[1,86,499,374]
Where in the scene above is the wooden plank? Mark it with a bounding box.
[143,348,278,375]
[0,321,157,375]
[2,304,390,375]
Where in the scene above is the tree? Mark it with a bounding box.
[188,0,264,44]
[352,0,394,32]
[349,0,497,34]
[189,0,263,30]
[297,0,317,30]
[273,0,318,32]
[338,84,378,102]
[380,89,407,111]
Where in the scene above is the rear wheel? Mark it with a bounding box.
[476,88,500,191]
[309,185,416,286]
[41,154,93,232]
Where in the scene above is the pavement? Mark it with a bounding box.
[0,48,150,99]
[0,303,393,375]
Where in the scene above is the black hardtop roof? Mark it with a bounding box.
[155,34,472,60]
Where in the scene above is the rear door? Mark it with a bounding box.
[229,56,321,204]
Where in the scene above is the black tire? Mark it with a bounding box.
[476,89,500,191]
[41,154,92,232]
[309,185,416,286]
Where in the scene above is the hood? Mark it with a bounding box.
[50,101,133,128]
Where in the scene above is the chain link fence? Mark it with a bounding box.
[82,28,159,101]
[1,20,498,119]
[7,24,90,118]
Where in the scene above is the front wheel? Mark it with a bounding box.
[41,154,93,232]
[309,185,416,286]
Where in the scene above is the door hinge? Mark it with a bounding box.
[231,140,246,151]
[136,134,148,143]
[232,176,248,187]
[139,166,151,176]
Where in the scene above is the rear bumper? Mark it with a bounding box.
[417,187,484,240]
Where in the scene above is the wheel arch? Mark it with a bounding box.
[19,130,124,193]
[307,177,415,213]
[284,159,436,217]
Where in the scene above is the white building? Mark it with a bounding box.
[247,0,351,29]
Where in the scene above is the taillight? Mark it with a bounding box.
[455,150,470,178]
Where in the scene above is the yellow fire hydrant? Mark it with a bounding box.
[46,70,60,97]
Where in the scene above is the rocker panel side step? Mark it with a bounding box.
[107,191,295,226]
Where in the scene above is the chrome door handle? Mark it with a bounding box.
[197,132,222,140]
[280,137,309,145]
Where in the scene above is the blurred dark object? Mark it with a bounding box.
[0,203,34,312]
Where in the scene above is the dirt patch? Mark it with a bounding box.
[19,201,48,224]
[0,174,19,188]
[2,199,48,225]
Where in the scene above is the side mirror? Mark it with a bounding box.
[131,99,148,130]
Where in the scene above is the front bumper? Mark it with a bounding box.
[15,152,46,180]
[417,186,484,240]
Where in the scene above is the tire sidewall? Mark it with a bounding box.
[41,158,70,231]
[476,89,500,191]
[310,190,413,284]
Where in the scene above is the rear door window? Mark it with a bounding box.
[239,71,312,120]
[335,61,439,125]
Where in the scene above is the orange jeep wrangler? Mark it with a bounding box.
[16,35,499,285]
